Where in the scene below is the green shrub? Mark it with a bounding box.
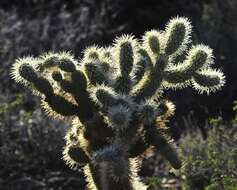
[178,116,237,190]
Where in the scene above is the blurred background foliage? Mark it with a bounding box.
[178,116,237,190]
[0,0,237,189]
[144,112,237,190]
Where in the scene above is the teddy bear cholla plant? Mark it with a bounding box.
[11,16,225,190]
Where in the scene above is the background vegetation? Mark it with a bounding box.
[0,0,236,189]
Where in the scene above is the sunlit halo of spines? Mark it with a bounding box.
[113,34,139,76]
[192,68,225,94]
[62,145,80,169]
[89,83,118,108]
[10,56,40,86]
[39,51,78,72]
[186,44,214,68]
[142,30,162,58]
[164,16,192,56]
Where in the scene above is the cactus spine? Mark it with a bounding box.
[11,17,225,190]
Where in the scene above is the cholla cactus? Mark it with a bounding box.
[11,16,225,190]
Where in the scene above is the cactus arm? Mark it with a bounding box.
[163,17,192,56]
[57,69,96,122]
[51,66,95,121]
[83,61,109,85]
[113,35,137,94]
[82,46,114,86]
[44,94,79,116]
[132,49,153,86]
[145,125,182,169]
[132,54,168,102]
[91,85,118,112]
[63,145,90,167]
[192,69,225,94]
[142,30,161,57]
[12,61,79,117]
